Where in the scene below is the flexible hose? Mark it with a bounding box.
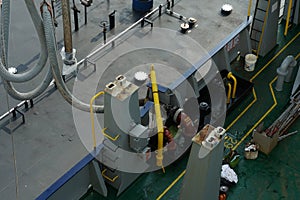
[42,3,104,113]
[1,0,10,64]
[0,0,48,82]
[0,0,53,100]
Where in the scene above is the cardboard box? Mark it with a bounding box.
[252,130,279,155]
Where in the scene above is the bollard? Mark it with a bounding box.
[159,4,162,16]
[109,10,116,30]
[103,23,107,44]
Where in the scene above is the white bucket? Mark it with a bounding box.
[244,54,257,72]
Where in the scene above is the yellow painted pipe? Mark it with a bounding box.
[150,65,164,168]
[227,82,232,104]
[256,0,270,56]
[227,72,237,98]
[90,91,105,149]
[284,0,293,36]
[247,0,252,19]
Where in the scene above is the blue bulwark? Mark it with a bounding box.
[36,145,103,200]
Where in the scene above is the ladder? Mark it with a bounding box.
[284,0,298,36]
[250,0,271,56]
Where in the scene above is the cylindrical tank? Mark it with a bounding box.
[132,0,153,12]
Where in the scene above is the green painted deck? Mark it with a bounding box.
[81,23,300,200]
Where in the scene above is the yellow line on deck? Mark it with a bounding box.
[250,32,300,82]
[156,33,300,200]
[156,170,186,200]
[226,88,257,131]
[233,77,278,150]
[226,37,300,131]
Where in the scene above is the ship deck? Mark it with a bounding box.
[0,0,299,199]
[81,23,300,200]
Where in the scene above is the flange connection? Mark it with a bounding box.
[60,47,78,75]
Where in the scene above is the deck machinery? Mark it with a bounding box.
[4,0,299,199]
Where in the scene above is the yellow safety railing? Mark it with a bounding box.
[101,128,120,141]
[247,0,253,20]
[150,65,165,172]
[90,91,105,149]
[233,76,278,150]
[227,72,237,98]
[101,169,119,182]
[256,0,271,56]
[227,82,232,104]
[284,0,293,36]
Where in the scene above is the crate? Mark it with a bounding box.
[252,130,279,155]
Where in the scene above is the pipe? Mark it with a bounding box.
[284,0,293,36]
[227,72,237,98]
[0,0,48,83]
[2,69,53,100]
[247,0,252,20]
[276,55,297,91]
[90,91,105,149]
[42,3,104,113]
[80,6,160,65]
[61,0,73,54]
[227,82,232,104]
[150,65,164,170]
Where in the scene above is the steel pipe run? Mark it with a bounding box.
[275,55,297,91]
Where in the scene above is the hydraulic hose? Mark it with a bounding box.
[1,0,10,64]
[42,3,104,113]
[0,0,48,83]
[0,0,53,100]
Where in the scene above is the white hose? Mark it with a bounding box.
[42,3,104,113]
[0,0,48,82]
[0,0,53,100]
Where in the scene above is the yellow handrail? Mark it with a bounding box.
[101,169,119,182]
[284,0,293,36]
[233,76,278,150]
[227,82,232,104]
[90,91,105,149]
[247,0,253,20]
[101,128,120,141]
[227,72,237,98]
[150,65,164,170]
[256,0,271,56]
